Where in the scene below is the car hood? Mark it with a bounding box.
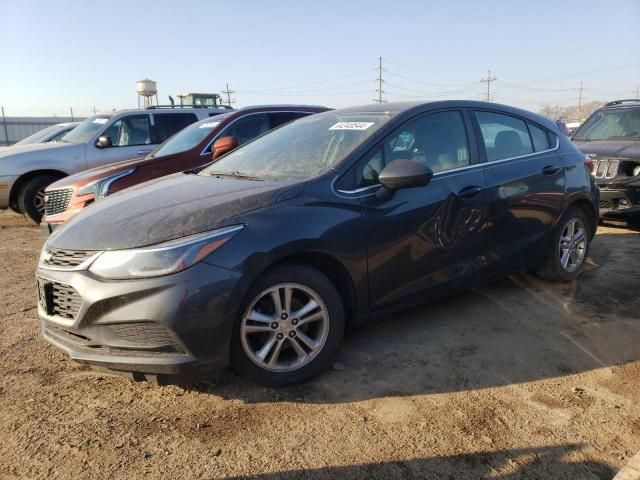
[574,140,640,159]
[0,142,82,174]
[46,154,150,190]
[47,172,306,250]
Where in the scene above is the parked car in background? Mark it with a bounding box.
[41,105,329,232]
[0,106,229,223]
[12,122,80,146]
[572,99,640,228]
[36,101,598,387]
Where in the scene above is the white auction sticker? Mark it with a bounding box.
[199,121,220,129]
[329,122,374,131]
[92,118,108,124]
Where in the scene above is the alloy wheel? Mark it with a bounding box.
[34,189,46,215]
[558,217,586,273]
[240,283,330,373]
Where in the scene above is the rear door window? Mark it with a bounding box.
[220,113,270,145]
[153,113,198,143]
[475,111,534,161]
[268,112,312,129]
[528,123,550,152]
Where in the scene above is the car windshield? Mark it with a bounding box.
[573,107,640,141]
[60,115,111,143]
[14,125,60,145]
[148,114,230,158]
[199,112,393,180]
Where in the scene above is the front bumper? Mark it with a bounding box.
[37,261,243,377]
[598,187,640,222]
[0,175,18,209]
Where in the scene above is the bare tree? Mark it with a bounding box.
[539,101,604,123]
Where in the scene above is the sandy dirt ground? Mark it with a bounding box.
[0,210,638,479]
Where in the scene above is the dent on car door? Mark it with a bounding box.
[473,110,565,268]
[356,110,491,309]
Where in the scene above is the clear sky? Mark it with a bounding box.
[1,0,639,117]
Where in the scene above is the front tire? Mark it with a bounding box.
[17,174,60,224]
[535,206,590,282]
[230,264,345,387]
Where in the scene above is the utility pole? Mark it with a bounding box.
[374,57,386,103]
[70,107,74,121]
[92,106,97,115]
[480,69,497,101]
[222,82,235,107]
[577,81,584,121]
[635,85,639,99]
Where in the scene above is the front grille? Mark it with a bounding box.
[37,279,82,320]
[44,188,73,216]
[42,248,95,268]
[593,159,619,179]
[109,323,180,349]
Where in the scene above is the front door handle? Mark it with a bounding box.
[543,165,561,175]
[457,185,482,199]
[137,149,152,155]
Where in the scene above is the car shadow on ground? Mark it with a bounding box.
[188,231,640,404]
[223,444,614,479]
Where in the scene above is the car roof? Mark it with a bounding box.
[334,100,559,131]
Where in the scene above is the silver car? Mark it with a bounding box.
[10,122,80,147]
[0,107,230,222]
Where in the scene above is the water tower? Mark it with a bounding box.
[136,79,159,108]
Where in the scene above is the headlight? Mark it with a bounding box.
[77,168,135,199]
[88,225,243,279]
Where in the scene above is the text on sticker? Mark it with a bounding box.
[199,122,220,129]
[92,118,109,124]
[329,122,375,131]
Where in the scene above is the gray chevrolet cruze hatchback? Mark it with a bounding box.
[36,101,599,386]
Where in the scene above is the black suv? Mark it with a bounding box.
[572,99,640,228]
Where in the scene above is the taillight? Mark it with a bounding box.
[584,156,594,173]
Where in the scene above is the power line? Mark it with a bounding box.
[480,70,497,101]
[236,68,374,93]
[374,57,386,103]
[384,69,477,88]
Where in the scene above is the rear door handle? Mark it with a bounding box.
[457,185,482,199]
[543,165,561,175]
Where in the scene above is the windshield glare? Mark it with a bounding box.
[149,115,227,158]
[200,112,392,180]
[574,107,640,141]
[60,115,111,143]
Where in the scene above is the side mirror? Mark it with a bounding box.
[96,136,112,148]
[376,159,433,201]
[211,135,239,160]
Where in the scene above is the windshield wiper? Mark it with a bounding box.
[208,170,263,181]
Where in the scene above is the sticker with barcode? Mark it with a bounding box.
[199,122,220,129]
[92,118,108,124]
[329,122,374,131]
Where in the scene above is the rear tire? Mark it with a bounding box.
[535,206,590,282]
[17,174,60,224]
[230,264,345,387]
